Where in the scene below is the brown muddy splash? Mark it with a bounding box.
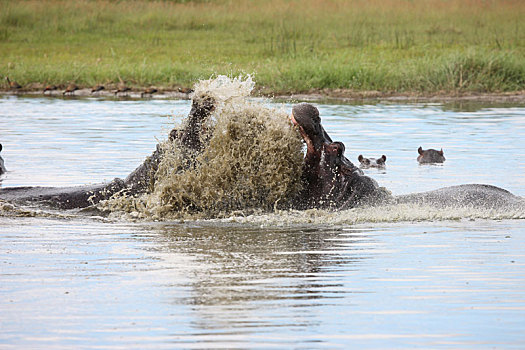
[102,76,305,219]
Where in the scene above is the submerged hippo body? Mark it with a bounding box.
[0,179,125,210]
[395,184,522,209]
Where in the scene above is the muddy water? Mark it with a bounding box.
[1,94,524,348]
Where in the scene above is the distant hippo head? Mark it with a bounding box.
[0,143,6,175]
[417,147,445,164]
[358,154,387,168]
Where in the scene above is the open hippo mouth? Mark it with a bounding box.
[291,103,332,154]
[290,103,387,209]
[291,103,361,173]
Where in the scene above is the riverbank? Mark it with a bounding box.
[2,87,525,105]
[1,0,524,96]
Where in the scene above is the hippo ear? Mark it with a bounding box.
[358,155,363,162]
[439,148,444,155]
[0,144,2,152]
[380,155,386,162]
[418,146,423,155]
[336,141,345,153]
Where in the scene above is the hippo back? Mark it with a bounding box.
[395,184,523,209]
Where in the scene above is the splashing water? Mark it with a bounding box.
[191,74,256,105]
[101,76,305,219]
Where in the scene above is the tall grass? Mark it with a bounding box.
[1,0,524,93]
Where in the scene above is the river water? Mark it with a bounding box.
[1,94,524,348]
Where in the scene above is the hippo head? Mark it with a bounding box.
[358,155,387,168]
[169,94,216,152]
[290,103,359,172]
[290,103,389,209]
[0,143,6,175]
[417,147,445,164]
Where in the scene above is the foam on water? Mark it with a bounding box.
[2,197,524,225]
[0,201,80,220]
[214,202,525,227]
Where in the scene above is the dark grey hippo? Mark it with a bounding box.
[417,146,445,164]
[358,154,387,169]
[0,143,6,176]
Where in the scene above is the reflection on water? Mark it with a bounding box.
[0,95,524,348]
[1,218,524,348]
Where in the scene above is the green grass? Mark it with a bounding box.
[1,0,524,94]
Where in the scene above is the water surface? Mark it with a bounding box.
[0,96,524,348]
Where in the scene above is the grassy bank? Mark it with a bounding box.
[1,0,524,95]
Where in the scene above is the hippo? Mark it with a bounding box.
[0,143,6,176]
[358,154,387,169]
[417,146,445,164]
[0,94,215,209]
[289,103,391,209]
